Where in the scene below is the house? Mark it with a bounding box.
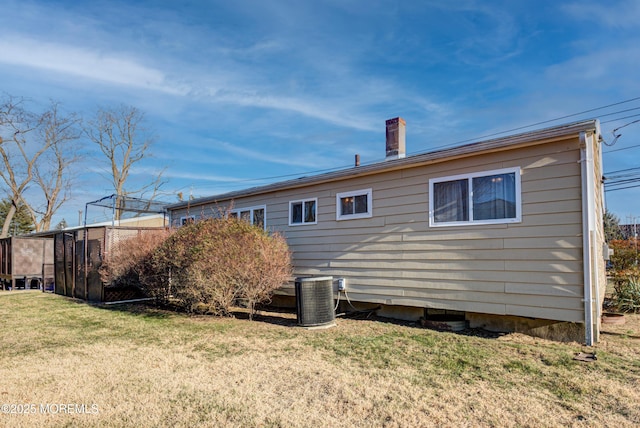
[166,118,606,345]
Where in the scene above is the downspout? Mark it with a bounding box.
[595,123,604,339]
[579,130,598,346]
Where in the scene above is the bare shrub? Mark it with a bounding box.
[100,228,173,289]
[147,217,292,318]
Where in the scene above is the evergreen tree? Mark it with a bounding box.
[55,219,68,230]
[0,199,35,236]
[604,210,623,242]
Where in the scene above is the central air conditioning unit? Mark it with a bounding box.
[295,276,335,328]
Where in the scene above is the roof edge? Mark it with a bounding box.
[167,119,599,210]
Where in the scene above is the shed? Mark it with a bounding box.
[52,214,168,303]
[0,236,54,290]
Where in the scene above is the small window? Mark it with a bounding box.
[230,205,266,230]
[336,189,372,220]
[429,167,521,227]
[180,215,195,226]
[289,198,317,226]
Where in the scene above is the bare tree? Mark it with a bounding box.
[0,96,82,236]
[28,102,82,231]
[85,105,165,219]
[0,96,41,237]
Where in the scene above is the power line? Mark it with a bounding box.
[605,183,640,192]
[604,166,640,175]
[416,96,640,154]
[604,143,640,154]
[605,182,640,187]
[601,113,640,124]
[604,170,640,191]
[183,96,640,193]
[606,177,640,184]
[604,169,640,179]
[598,107,640,121]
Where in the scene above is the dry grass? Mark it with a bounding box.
[1,291,639,427]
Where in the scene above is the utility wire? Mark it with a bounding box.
[604,170,640,179]
[604,173,640,188]
[413,96,640,154]
[604,143,640,154]
[185,96,640,194]
[605,173,640,181]
[598,106,640,119]
[606,179,640,187]
[606,183,640,192]
[602,114,640,124]
[607,168,640,178]
[605,166,640,175]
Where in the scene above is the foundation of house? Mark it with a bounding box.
[466,312,584,343]
[269,293,585,343]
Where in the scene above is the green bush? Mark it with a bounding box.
[613,274,640,313]
[609,239,640,313]
[143,217,292,319]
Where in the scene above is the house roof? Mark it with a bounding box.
[21,214,168,239]
[167,119,600,210]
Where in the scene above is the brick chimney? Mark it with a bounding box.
[385,117,406,160]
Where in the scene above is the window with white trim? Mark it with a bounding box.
[180,215,195,226]
[336,188,372,220]
[429,167,521,226]
[230,205,266,229]
[289,198,317,226]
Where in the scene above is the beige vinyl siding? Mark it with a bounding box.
[170,136,588,323]
[299,138,583,322]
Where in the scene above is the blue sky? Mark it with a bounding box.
[1,0,639,226]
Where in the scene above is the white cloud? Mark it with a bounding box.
[214,140,335,169]
[562,1,640,29]
[545,45,640,90]
[0,35,189,96]
[0,35,387,132]
[213,91,378,132]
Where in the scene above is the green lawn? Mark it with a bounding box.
[1,291,639,427]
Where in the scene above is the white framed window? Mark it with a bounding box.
[429,167,521,227]
[230,205,266,229]
[289,198,318,226]
[336,188,372,221]
[180,215,195,226]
